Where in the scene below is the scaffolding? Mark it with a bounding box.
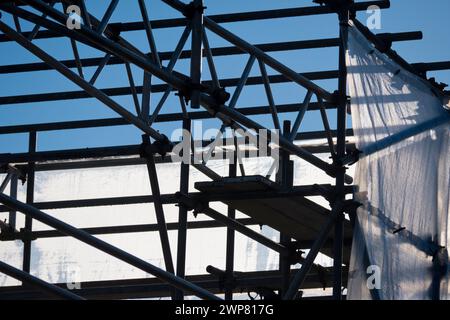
[0,0,449,300]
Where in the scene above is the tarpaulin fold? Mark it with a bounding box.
[346,21,450,300]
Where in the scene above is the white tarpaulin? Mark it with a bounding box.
[346,21,450,300]
[1,154,347,298]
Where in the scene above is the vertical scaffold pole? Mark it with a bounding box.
[22,131,37,275]
[225,145,237,300]
[175,117,191,300]
[278,121,294,297]
[189,0,204,109]
[333,1,351,300]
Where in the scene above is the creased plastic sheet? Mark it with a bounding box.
[346,21,450,300]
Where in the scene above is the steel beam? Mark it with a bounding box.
[77,0,91,29]
[318,96,337,157]
[0,217,258,242]
[22,131,36,274]
[124,62,141,115]
[258,59,281,131]
[332,5,351,300]
[0,173,12,193]
[88,53,111,85]
[141,71,152,122]
[289,91,314,141]
[8,175,18,230]
[277,121,294,297]
[201,206,289,256]
[174,118,191,300]
[69,38,84,79]
[137,0,161,67]
[0,71,340,105]
[202,28,220,88]
[142,136,175,275]
[0,32,424,75]
[228,55,256,109]
[0,110,344,135]
[225,155,237,300]
[148,24,193,126]
[26,0,55,41]
[96,0,119,35]
[0,140,356,167]
[189,0,204,109]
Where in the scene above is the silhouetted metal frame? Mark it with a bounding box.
[0,0,447,301]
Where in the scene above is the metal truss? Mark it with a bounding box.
[0,0,448,300]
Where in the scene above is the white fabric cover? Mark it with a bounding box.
[346,22,450,300]
[1,155,345,292]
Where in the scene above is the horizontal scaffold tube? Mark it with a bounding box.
[0,1,390,43]
[0,32,422,74]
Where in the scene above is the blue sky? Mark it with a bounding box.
[0,0,449,154]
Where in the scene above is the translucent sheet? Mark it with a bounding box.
[346,22,450,300]
[1,155,351,288]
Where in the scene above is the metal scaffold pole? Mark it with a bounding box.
[332,0,351,301]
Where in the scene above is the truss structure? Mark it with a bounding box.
[0,0,449,300]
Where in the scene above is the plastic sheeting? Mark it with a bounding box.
[346,21,450,300]
[0,159,280,287]
[0,154,346,294]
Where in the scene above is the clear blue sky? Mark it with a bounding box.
[0,0,449,153]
